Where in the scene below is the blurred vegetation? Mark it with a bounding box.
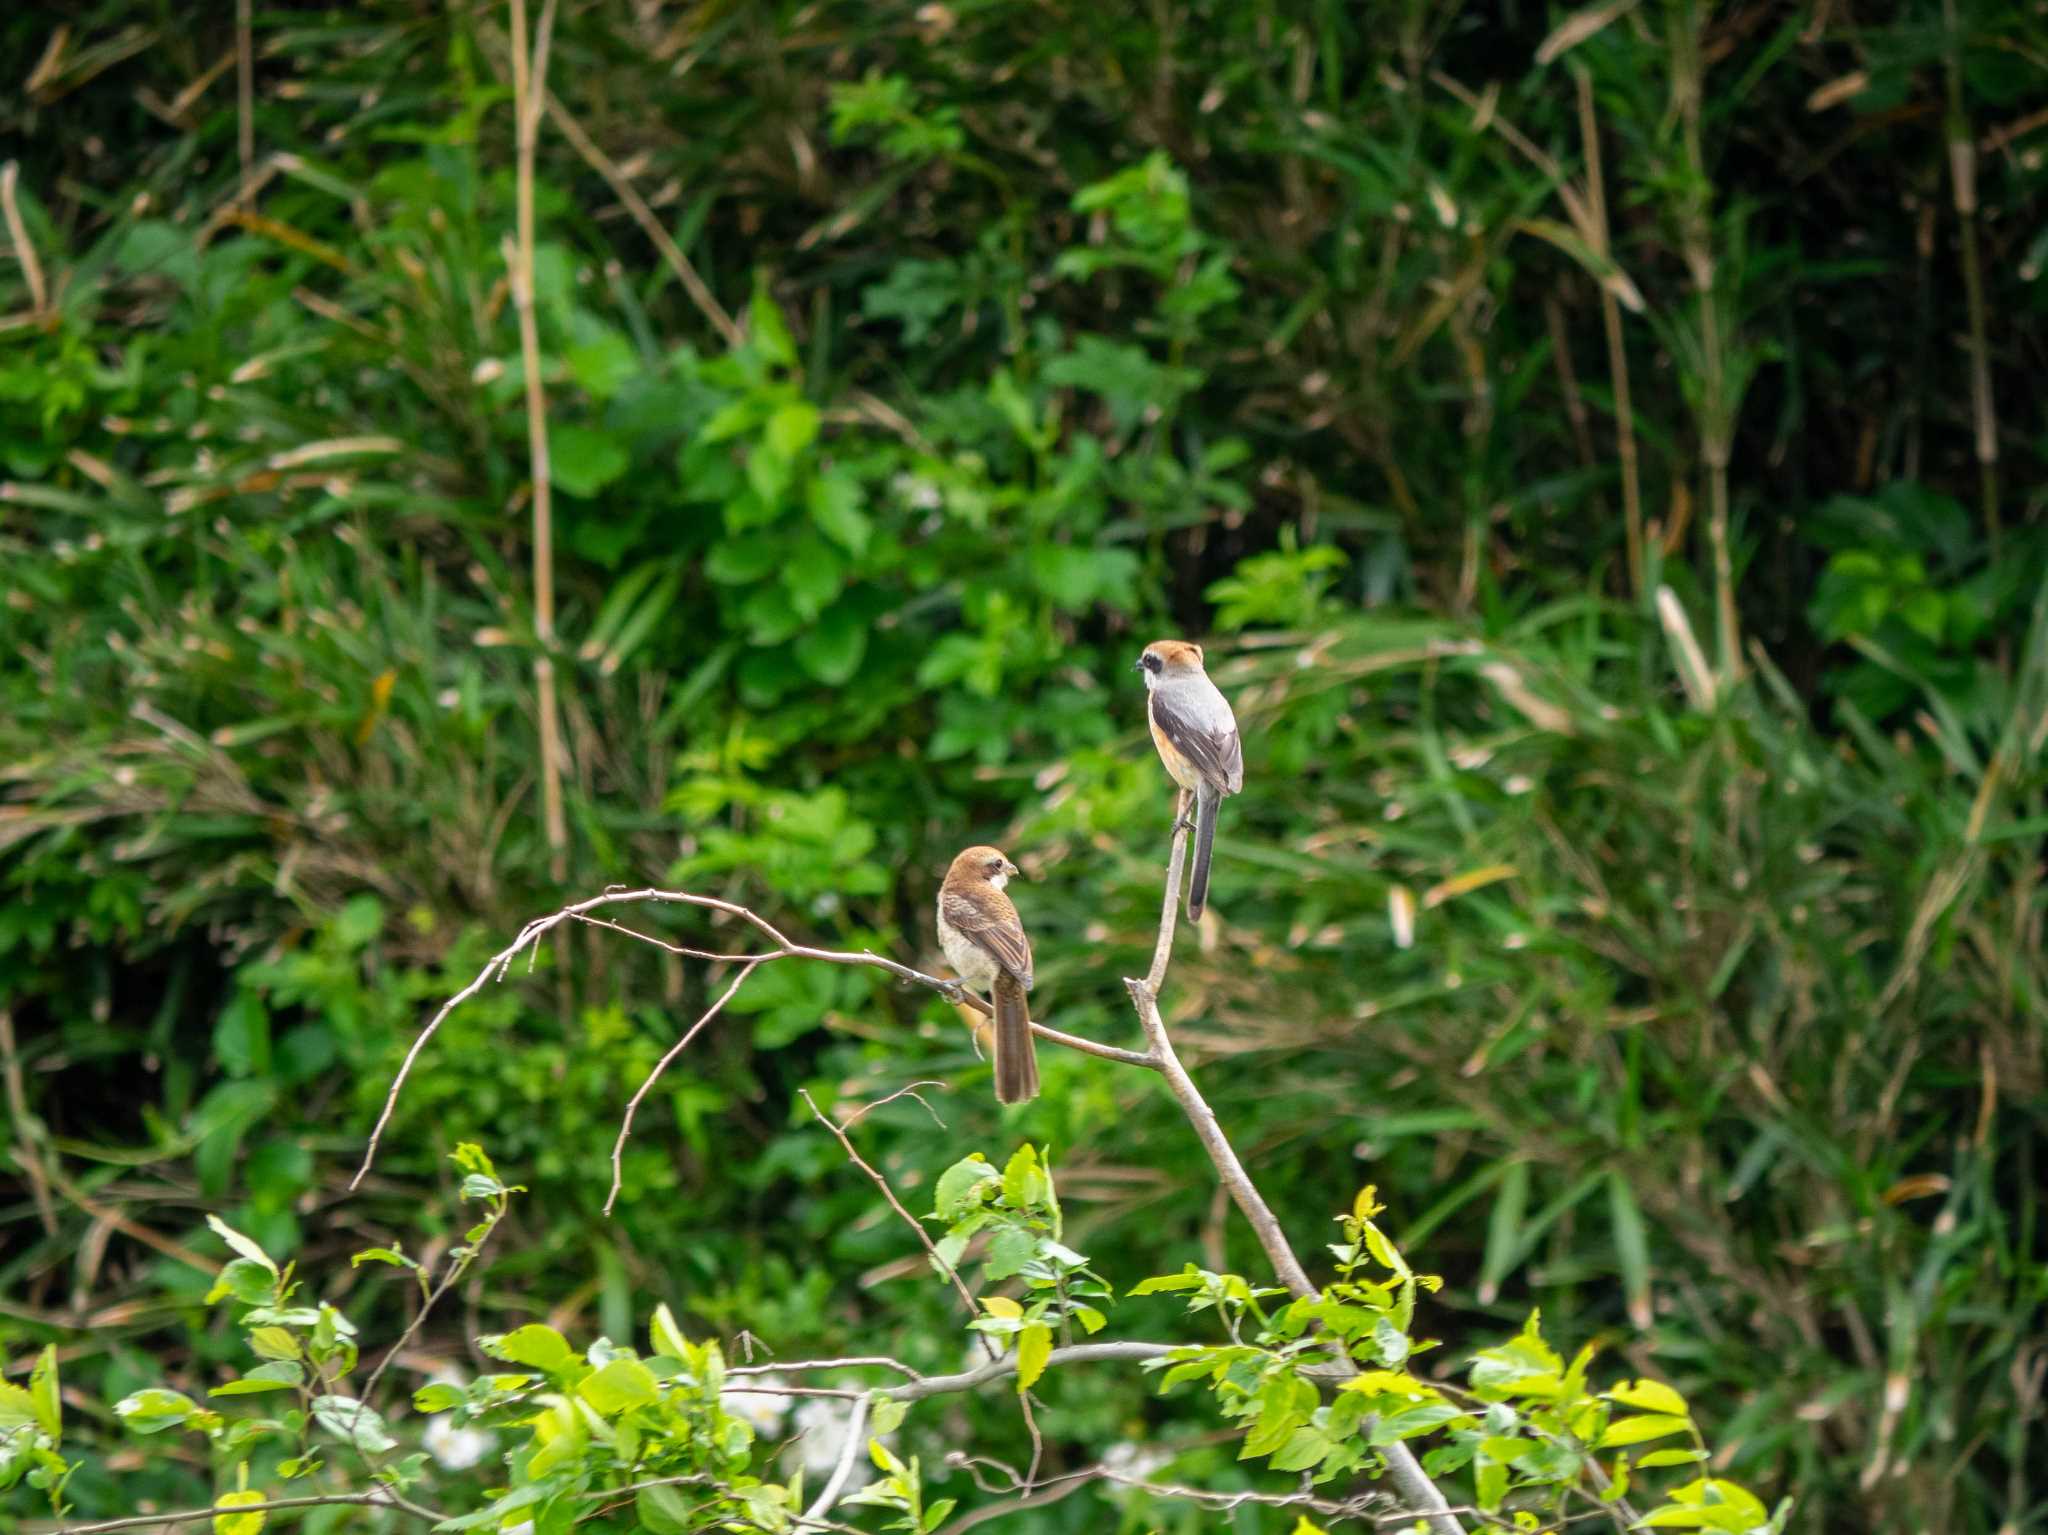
[3,0,2046,1531]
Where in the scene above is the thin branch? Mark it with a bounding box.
[606,960,762,1213]
[882,1341,1178,1403]
[51,1491,442,1535]
[797,1391,870,1529]
[351,886,1143,1189]
[798,1088,987,1337]
[360,1195,514,1413]
[541,92,743,349]
[1123,812,1311,1296]
[506,0,568,882]
[728,1356,926,1382]
[1120,823,1467,1535]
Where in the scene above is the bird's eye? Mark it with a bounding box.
[1142,653,1161,672]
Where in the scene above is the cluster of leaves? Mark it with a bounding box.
[1137,1190,1785,1533]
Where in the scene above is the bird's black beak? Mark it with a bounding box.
[1132,659,1145,672]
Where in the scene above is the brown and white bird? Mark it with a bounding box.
[936,845,1038,1105]
[1137,640,1243,922]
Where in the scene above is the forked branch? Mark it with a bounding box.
[351,822,1465,1531]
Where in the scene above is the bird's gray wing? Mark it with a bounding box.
[1151,687,1243,794]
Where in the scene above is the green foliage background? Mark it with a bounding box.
[3,1,2047,1530]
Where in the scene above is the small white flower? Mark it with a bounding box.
[721,1374,790,1437]
[792,1396,874,1490]
[420,1371,495,1471]
[424,1414,493,1471]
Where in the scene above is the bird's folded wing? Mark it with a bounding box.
[1151,692,1244,793]
[939,888,1033,988]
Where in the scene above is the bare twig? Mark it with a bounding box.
[506,0,568,882]
[51,1491,443,1535]
[881,1341,1179,1402]
[541,93,743,350]
[728,1356,926,1382]
[606,961,763,1213]
[359,1189,514,1411]
[351,886,1144,1189]
[798,1088,987,1334]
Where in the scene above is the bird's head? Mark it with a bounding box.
[949,845,1020,889]
[1136,639,1206,687]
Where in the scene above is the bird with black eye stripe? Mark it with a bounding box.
[1136,640,1243,923]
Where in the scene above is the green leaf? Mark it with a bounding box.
[1269,1426,1334,1473]
[650,1303,690,1362]
[485,1324,575,1373]
[211,1488,267,1535]
[1633,1510,1714,1529]
[750,286,797,369]
[550,424,630,498]
[410,1383,465,1413]
[706,532,781,586]
[766,401,820,460]
[0,1382,40,1432]
[579,1357,660,1415]
[636,1483,694,1535]
[210,1362,303,1397]
[1001,1144,1045,1209]
[1369,1404,1470,1442]
[115,1389,200,1434]
[1599,1415,1693,1449]
[981,1227,1037,1282]
[934,1156,998,1220]
[248,1328,301,1362]
[1635,1449,1709,1469]
[781,537,844,619]
[807,471,872,555]
[1128,1268,1204,1296]
[207,1215,278,1276]
[1015,1324,1051,1392]
[1608,1379,1689,1418]
[794,604,868,686]
[27,1347,59,1442]
[350,1247,416,1271]
[568,329,639,400]
[311,1396,397,1454]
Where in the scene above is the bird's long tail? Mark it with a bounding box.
[1187,784,1221,922]
[992,972,1039,1105]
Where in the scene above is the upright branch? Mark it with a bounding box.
[506,0,569,882]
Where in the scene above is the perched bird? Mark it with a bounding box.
[936,845,1038,1105]
[1137,640,1243,922]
